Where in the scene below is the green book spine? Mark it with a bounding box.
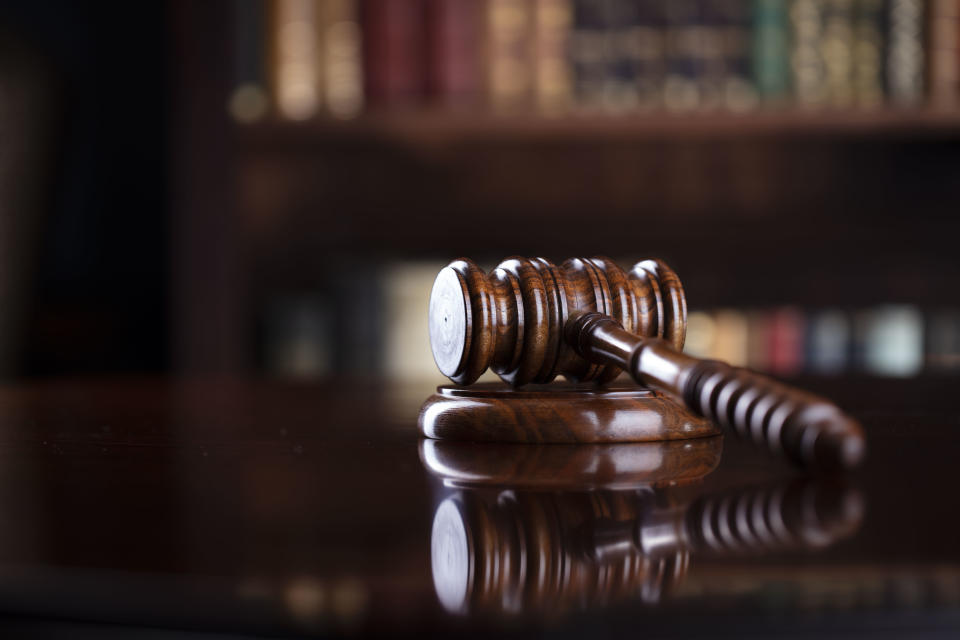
[752,0,791,103]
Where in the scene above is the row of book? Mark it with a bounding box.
[259,275,960,380]
[685,306,960,377]
[229,0,960,122]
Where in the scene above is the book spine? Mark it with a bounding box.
[262,295,333,378]
[321,0,364,118]
[753,0,791,104]
[664,0,704,111]
[712,0,759,111]
[853,0,884,107]
[272,0,323,120]
[806,310,851,374]
[929,0,960,108]
[630,0,666,110]
[747,310,771,372]
[887,0,925,105]
[338,265,384,374]
[683,311,717,359]
[791,0,828,107]
[230,0,269,123]
[603,0,642,112]
[361,0,425,108]
[426,0,483,107]
[382,263,441,380]
[534,0,574,114]
[486,0,535,112]
[822,0,856,107]
[927,310,960,372]
[700,0,728,110]
[858,306,924,376]
[570,0,607,111]
[712,309,750,366]
[766,307,806,375]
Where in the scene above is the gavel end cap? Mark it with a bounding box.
[429,267,470,378]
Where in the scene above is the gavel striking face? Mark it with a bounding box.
[429,257,866,470]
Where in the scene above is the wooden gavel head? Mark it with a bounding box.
[429,256,687,386]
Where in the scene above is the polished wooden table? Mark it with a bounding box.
[0,376,957,637]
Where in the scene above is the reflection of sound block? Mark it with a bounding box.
[418,382,720,443]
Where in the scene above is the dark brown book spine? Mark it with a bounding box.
[362,0,426,107]
[425,0,483,106]
[929,0,960,108]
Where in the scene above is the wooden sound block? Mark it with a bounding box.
[418,382,720,443]
[420,437,723,490]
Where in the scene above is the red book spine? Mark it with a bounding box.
[766,308,806,376]
[362,0,426,107]
[426,0,482,106]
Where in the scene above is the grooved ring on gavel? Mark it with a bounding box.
[428,256,687,386]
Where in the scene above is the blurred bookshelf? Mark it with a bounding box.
[170,0,960,381]
[227,0,959,122]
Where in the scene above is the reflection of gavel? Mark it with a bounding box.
[432,480,863,615]
[428,257,865,469]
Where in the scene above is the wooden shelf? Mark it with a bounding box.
[236,109,960,147]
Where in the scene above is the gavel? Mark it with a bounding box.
[428,256,865,469]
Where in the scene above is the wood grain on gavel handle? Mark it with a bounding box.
[567,312,866,470]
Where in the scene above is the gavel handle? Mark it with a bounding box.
[567,312,865,469]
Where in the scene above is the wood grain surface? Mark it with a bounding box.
[418,382,719,443]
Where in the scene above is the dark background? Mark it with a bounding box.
[1,1,168,374]
[0,1,958,379]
